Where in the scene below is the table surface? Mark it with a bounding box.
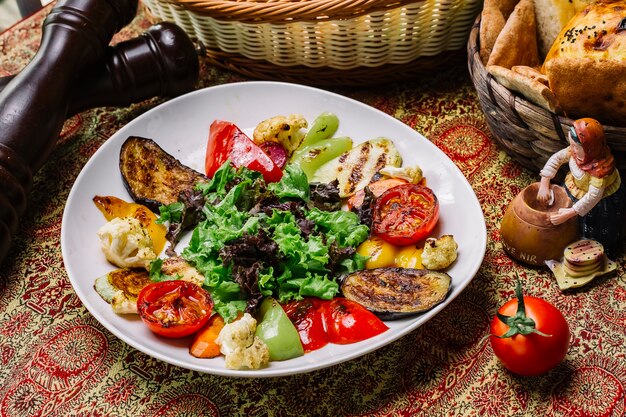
[1,4,625,417]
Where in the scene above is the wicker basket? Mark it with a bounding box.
[142,0,482,86]
[467,14,626,173]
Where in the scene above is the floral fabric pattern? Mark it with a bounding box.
[0,4,624,417]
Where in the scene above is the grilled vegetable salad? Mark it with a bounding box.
[171,161,370,321]
[94,112,458,369]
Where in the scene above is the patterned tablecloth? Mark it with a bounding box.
[1,4,625,417]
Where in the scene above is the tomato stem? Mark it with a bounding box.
[492,279,552,339]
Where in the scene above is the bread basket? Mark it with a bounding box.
[467,14,626,173]
[142,0,482,86]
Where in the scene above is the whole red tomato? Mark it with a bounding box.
[137,280,213,338]
[490,282,570,376]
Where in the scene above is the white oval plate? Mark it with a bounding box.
[61,81,486,378]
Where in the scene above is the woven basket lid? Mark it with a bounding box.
[169,0,423,22]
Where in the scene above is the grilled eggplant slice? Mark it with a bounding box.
[340,268,451,320]
[119,136,208,212]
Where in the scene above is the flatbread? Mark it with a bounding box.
[479,4,506,64]
[542,1,626,125]
[511,65,549,86]
[487,0,540,69]
[487,64,562,113]
[544,57,626,125]
[498,0,520,18]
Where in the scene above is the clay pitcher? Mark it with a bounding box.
[500,182,580,266]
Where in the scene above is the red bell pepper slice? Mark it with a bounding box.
[205,120,283,183]
[283,297,388,351]
[324,298,388,344]
[283,297,329,352]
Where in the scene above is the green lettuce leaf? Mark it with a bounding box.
[156,201,185,224]
[267,163,309,201]
[306,207,370,247]
[148,258,181,282]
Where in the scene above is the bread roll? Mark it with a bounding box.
[542,0,626,126]
[534,0,593,57]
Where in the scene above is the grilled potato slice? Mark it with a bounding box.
[119,136,208,212]
[311,137,402,197]
[340,267,451,320]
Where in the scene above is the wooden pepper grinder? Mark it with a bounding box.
[0,0,138,263]
[68,21,199,115]
[0,22,200,116]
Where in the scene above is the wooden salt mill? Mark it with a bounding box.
[0,0,139,263]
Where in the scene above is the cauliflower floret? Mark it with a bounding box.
[97,217,157,269]
[379,165,423,184]
[253,114,308,156]
[216,313,269,370]
[421,235,458,270]
[224,338,270,370]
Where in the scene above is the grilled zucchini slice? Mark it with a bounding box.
[94,268,152,314]
[95,257,206,314]
[310,137,402,198]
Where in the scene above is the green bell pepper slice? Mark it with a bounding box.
[255,297,304,361]
[290,136,353,180]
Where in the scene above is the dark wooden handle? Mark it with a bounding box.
[0,0,138,264]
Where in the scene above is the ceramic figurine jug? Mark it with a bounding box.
[500,182,580,266]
